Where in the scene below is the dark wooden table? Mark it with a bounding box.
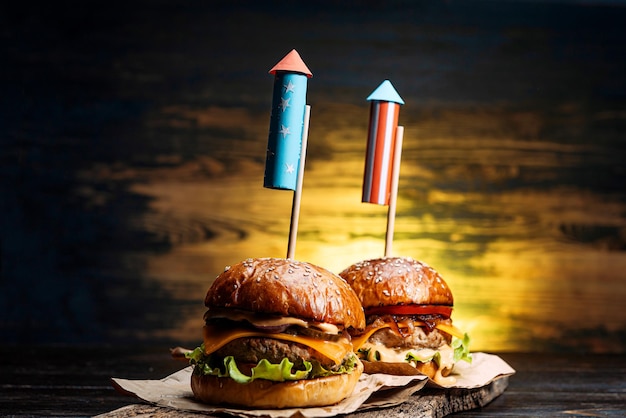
[1,345,624,417]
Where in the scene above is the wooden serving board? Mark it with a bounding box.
[97,376,509,418]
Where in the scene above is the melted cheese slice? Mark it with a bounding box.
[434,322,464,340]
[202,324,352,365]
[351,324,391,350]
[351,321,465,350]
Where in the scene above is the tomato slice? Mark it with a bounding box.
[365,304,453,318]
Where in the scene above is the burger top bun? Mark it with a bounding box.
[205,258,365,331]
[339,257,453,308]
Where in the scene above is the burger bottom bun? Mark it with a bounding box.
[362,360,438,379]
[191,360,363,409]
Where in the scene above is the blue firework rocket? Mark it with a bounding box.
[264,50,313,191]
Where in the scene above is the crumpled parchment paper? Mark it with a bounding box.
[111,352,515,418]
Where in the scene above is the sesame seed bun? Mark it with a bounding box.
[205,258,365,330]
[338,256,453,308]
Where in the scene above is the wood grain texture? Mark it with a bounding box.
[2,346,625,417]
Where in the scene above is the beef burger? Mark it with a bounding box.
[187,257,365,408]
[339,256,471,386]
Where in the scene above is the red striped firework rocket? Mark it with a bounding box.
[362,80,404,205]
[264,49,312,191]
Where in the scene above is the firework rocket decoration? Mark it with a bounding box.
[264,49,312,191]
[362,80,405,256]
[264,49,313,259]
[362,79,405,205]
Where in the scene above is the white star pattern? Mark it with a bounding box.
[280,97,290,112]
[285,163,295,174]
[279,125,291,138]
[283,80,295,94]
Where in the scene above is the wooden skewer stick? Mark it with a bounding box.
[287,105,311,260]
[385,125,404,257]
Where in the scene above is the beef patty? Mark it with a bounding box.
[367,316,453,349]
[214,336,340,371]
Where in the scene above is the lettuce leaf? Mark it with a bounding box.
[226,356,311,383]
[403,333,473,366]
[405,350,437,364]
[452,333,472,363]
[310,350,359,377]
